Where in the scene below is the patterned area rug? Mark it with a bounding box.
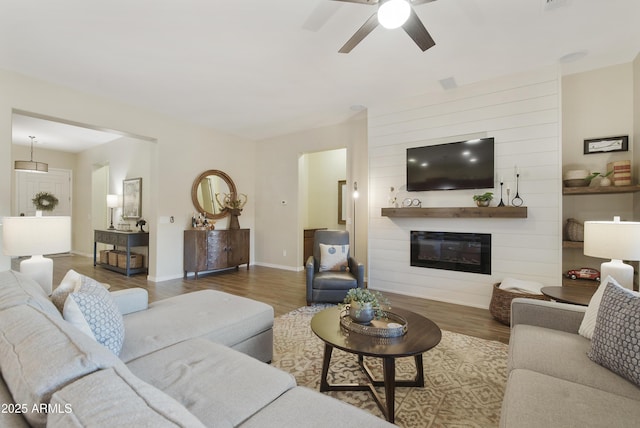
[272,305,508,427]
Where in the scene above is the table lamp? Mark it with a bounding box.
[106,194,119,230]
[2,215,71,295]
[584,216,640,290]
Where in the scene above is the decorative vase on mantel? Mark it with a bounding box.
[348,302,375,324]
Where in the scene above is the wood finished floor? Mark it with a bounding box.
[29,254,511,344]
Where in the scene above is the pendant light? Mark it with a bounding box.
[15,136,48,173]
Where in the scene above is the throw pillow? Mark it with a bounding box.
[588,281,640,387]
[319,243,350,272]
[63,281,125,356]
[578,276,638,340]
[51,269,107,313]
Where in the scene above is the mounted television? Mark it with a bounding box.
[406,137,494,191]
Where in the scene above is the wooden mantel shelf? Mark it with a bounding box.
[381,206,527,218]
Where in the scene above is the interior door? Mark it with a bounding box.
[15,168,72,216]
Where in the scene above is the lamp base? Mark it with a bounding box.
[20,255,53,296]
[600,259,634,290]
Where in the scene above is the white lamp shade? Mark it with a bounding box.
[2,216,71,256]
[584,219,640,261]
[106,194,120,208]
[378,0,411,29]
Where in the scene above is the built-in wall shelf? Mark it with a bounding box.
[381,206,527,218]
[562,184,640,195]
[563,240,583,249]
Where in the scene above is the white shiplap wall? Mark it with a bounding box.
[367,67,562,308]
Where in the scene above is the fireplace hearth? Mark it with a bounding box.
[410,231,491,274]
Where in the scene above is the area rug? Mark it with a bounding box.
[271,305,508,427]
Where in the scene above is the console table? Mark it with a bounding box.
[94,229,149,276]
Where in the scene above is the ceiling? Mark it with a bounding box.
[2,0,640,148]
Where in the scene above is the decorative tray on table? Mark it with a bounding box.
[339,310,408,338]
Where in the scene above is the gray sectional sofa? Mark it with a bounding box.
[501,298,640,427]
[0,270,393,427]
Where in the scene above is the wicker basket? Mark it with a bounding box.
[489,283,550,326]
[108,251,121,267]
[117,253,144,269]
[99,250,110,264]
[565,218,584,242]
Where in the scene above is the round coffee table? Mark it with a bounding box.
[541,286,596,306]
[310,306,441,423]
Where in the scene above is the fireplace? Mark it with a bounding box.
[410,231,491,274]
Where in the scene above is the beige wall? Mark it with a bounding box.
[254,112,367,271]
[304,148,347,231]
[561,63,638,273]
[0,69,256,280]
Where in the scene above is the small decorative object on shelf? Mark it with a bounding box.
[192,212,214,230]
[135,218,147,233]
[498,179,505,207]
[512,167,523,206]
[566,267,601,282]
[563,169,591,187]
[216,192,248,230]
[472,192,493,207]
[32,192,59,211]
[587,170,614,187]
[388,186,397,207]
[607,160,631,186]
[341,288,390,324]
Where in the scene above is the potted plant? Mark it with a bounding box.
[587,170,614,187]
[342,288,390,324]
[472,192,494,207]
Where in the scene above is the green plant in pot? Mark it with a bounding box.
[472,192,493,207]
[342,288,390,324]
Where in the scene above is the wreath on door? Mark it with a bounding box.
[32,192,59,211]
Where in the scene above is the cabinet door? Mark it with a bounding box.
[227,229,250,267]
[207,231,229,270]
[184,230,208,273]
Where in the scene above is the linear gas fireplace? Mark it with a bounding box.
[410,231,491,275]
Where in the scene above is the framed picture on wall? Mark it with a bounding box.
[122,177,142,219]
[583,136,628,154]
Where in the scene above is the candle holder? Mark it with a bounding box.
[512,174,524,207]
[498,182,505,207]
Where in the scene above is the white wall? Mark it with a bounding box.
[0,69,256,281]
[367,67,562,308]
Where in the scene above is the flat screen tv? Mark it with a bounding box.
[406,137,494,191]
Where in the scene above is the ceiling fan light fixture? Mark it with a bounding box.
[378,0,411,29]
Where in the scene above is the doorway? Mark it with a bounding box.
[14,168,72,216]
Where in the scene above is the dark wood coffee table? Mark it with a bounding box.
[541,285,597,306]
[310,306,441,423]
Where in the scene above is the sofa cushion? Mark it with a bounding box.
[126,338,295,427]
[500,369,640,428]
[509,324,640,401]
[0,305,121,427]
[578,276,634,340]
[239,386,395,428]
[588,281,640,387]
[319,243,350,272]
[47,367,207,428]
[0,270,61,319]
[119,290,273,362]
[0,375,30,428]
[63,281,125,355]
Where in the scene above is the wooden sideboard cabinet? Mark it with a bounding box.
[184,229,250,279]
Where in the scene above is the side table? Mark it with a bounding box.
[540,286,596,306]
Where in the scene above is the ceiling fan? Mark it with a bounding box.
[334,0,437,53]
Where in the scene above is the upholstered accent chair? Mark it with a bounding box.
[306,230,364,305]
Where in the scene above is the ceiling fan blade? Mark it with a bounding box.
[410,0,437,5]
[331,0,379,4]
[339,12,379,53]
[402,8,435,51]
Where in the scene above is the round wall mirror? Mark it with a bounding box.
[191,170,237,220]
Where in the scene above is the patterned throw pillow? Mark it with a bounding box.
[578,276,636,340]
[588,281,640,386]
[51,270,107,313]
[319,243,350,272]
[63,282,125,356]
